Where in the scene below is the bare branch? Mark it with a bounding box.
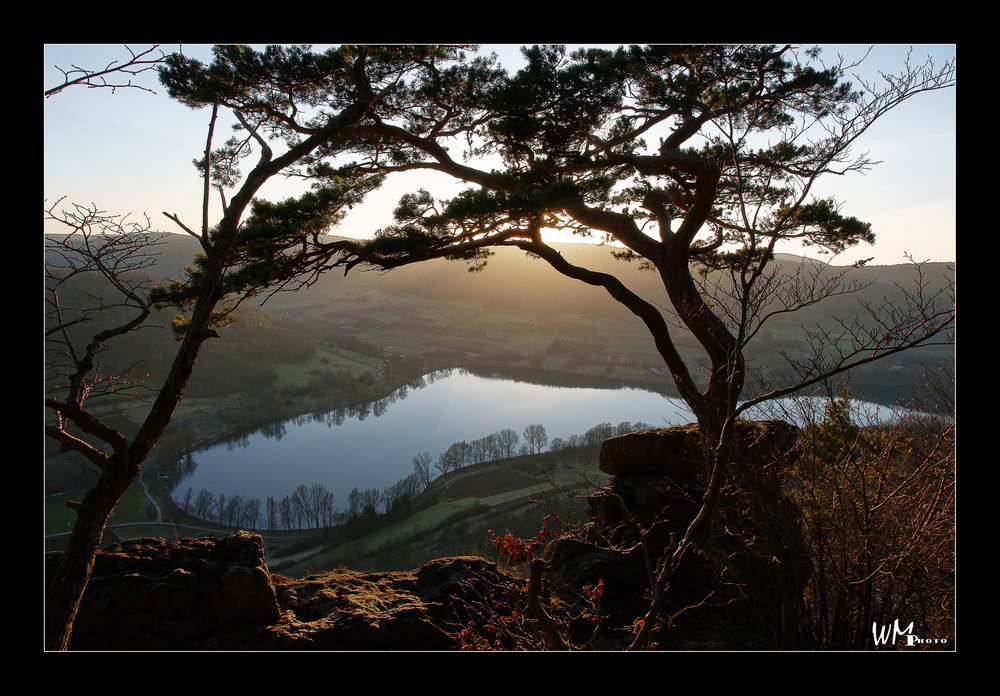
[45,45,166,97]
[44,198,172,471]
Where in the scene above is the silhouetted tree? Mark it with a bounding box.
[266,496,279,531]
[193,489,215,520]
[412,452,433,487]
[320,44,955,647]
[523,423,548,454]
[216,493,229,525]
[495,428,520,459]
[279,496,294,530]
[306,483,333,528]
[44,45,453,649]
[347,486,363,520]
[245,498,262,529]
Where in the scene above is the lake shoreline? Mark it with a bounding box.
[167,362,929,515]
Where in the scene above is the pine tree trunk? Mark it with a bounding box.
[46,312,217,650]
[45,466,132,650]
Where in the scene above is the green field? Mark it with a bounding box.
[275,450,604,575]
[46,439,606,580]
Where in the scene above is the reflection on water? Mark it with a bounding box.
[172,367,917,511]
[174,368,691,506]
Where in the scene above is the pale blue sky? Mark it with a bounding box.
[43,44,956,266]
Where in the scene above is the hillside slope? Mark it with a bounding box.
[46,233,955,402]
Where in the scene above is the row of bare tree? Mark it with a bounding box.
[180,483,332,530]
[417,419,660,483]
[179,469,430,532]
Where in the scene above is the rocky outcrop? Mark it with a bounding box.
[49,532,522,650]
[47,531,280,649]
[545,420,810,648]
[52,420,809,650]
[259,555,513,650]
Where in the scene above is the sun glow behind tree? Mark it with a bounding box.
[43,43,955,266]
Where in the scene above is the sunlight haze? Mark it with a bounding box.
[43,43,956,266]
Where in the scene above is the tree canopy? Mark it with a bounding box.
[46,44,465,649]
[154,40,954,482]
[46,44,955,651]
[234,44,951,434]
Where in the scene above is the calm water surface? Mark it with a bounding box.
[175,368,693,505]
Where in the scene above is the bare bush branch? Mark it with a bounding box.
[45,45,166,97]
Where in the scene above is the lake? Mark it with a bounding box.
[172,367,914,510]
[173,368,695,506]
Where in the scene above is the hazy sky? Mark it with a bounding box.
[43,44,956,266]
